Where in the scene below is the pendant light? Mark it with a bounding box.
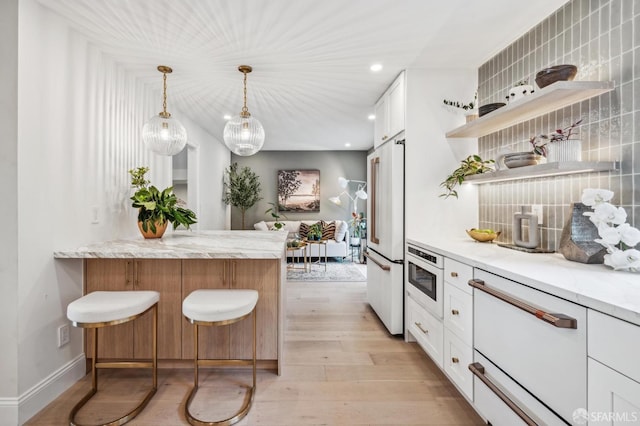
[223,65,265,156]
[142,65,187,156]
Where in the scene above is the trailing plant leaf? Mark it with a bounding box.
[440,155,494,199]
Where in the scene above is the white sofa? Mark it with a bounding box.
[254,220,350,258]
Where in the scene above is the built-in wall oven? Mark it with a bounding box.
[405,243,443,318]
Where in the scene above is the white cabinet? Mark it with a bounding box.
[407,295,443,368]
[374,71,405,147]
[587,310,640,425]
[588,358,640,425]
[443,329,472,399]
[444,284,473,344]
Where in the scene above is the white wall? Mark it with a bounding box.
[404,68,479,244]
[3,1,228,423]
[0,0,20,423]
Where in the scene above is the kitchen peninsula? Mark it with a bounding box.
[54,231,287,374]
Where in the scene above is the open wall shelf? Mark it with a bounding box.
[446,81,614,138]
[464,161,619,184]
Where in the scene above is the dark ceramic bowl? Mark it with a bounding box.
[535,65,578,89]
[479,102,506,117]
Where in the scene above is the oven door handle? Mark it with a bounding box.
[364,251,390,271]
[469,362,538,426]
[468,279,577,329]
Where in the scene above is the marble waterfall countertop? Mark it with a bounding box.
[409,238,640,326]
[54,231,288,259]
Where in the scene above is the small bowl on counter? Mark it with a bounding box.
[466,228,501,243]
[479,102,506,117]
[535,65,578,89]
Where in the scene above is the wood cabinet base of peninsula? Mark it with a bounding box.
[84,258,282,373]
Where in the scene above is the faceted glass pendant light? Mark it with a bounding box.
[142,65,187,156]
[223,65,265,156]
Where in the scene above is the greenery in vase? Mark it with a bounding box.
[129,166,197,233]
[222,162,263,230]
[440,155,494,199]
[265,202,287,230]
[307,223,323,240]
[443,91,477,111]
[350,212,366,238]
[529,119,582,157]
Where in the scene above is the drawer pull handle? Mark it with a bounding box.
[414,322,428,334]
[469,362,537,426]
[451,309,459,315]
[468,279,577,329]
[364,251,391,271]
[450,272,458,277]
[451,357,459,363]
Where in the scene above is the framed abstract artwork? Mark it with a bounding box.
[277,169,320,212]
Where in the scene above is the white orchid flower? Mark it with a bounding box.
[595,223,620,246]
[581,188,614,207]
[618,223,640,247]
[604,249,640,272]
[589,202,627,226]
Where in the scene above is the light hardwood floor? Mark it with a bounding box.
[27,277,484,425]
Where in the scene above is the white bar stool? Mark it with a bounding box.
[182,289,259,426]
[66,290,160,426]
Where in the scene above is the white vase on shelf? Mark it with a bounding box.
[546,139,582,162]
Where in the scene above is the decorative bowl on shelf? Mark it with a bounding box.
[466,228,501,243]
[535,65,578,89]
[503,152,543,168]
[479,102,506,117]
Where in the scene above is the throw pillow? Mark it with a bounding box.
[334,220,348,242]
[254,221,268,231]
[299,222,310,238]
[321,221,336,241]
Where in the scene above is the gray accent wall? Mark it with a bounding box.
[230,151,368,230]
[477,0,639,251]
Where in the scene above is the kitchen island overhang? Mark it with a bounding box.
[55,230,288,375]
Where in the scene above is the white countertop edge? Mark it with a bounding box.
[407,238,640,326]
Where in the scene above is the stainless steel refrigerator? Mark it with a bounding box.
[365,135,404,335]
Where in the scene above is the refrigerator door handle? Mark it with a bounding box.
[364,251,390,271]
[370,156,380,244]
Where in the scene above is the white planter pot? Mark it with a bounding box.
[546,139,582,162]
[507,84,534,103]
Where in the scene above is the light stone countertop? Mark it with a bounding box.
[54,230,288,259]
[408,238,640,326]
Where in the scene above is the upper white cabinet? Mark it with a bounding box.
[446,81,614,139]
[374,71,405,148]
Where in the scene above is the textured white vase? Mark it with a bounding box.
[546,139,582,162]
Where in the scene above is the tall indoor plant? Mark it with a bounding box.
[129,166,197,238]
[222,162,263,230]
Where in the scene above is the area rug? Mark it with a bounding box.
[287,262,366,282]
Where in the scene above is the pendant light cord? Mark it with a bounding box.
[159,71,171,118]
[240,70,251,118]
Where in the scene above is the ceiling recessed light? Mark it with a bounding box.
[223,114,232,120]
[345,143,351,147]
[370,63,383,72]
[368,114,376,120]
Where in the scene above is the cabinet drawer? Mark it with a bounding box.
[444,258,472,295]
[444,283,472,345]
[588,310,640,383]
[473,351,567,426]
[443,329,473,401]
[407,296,443,368]
[473,269,587,423]
[588,358,640,425]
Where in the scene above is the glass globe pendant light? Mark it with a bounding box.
[142,65,187,156]
[223,65,265,156]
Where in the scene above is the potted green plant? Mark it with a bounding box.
[443,91,478,122]
[529,119,583,162]
[349,212,366,246]
[440,155,494,199]
[129,166,197,238]
[222,162,263,230]
[307,223,322,241]
[265,202,287,230]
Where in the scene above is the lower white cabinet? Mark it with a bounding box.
[407,295,443,368]
[443,329,472,399]
[588,358,640,425]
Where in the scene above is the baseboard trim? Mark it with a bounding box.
[0,397,18,426]
[18,354,86,425]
